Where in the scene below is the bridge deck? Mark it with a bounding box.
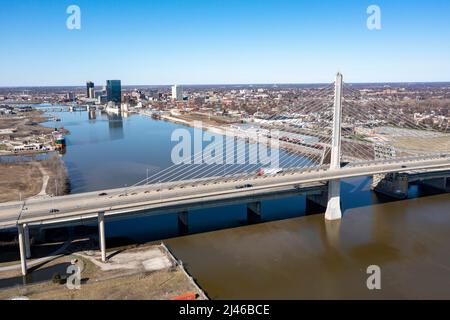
[0,156,448,229]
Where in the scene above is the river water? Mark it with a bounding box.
[42,109,450,299]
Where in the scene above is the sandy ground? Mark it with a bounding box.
[0,111,54,134]
[78,246,173,272]
[0,269,197,300]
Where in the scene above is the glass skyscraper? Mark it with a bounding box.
[106,80,122,103]
[86,81,94,98]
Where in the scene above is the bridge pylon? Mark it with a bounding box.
[325,73,344,221]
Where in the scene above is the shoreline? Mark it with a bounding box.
[0,109,70,203]
[0,236,206,300]
[140,110,324,161]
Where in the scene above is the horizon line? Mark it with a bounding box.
[1,80,450,89]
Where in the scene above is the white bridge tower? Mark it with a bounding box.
[325,73,344,220]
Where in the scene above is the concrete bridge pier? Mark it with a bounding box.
[247,202,262,223]
[98,212,107,262]
[17,224,28,276]
[306,181,342,220]
[24,224,31,259]
[418,177,450,192]
[372,173,409,199]
[178,211,189,234]
[325,180,342,221]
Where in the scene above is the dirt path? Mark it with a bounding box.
[34,163,49,197]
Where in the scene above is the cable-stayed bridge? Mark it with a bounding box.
[2,73,450,275]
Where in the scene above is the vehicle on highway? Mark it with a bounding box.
[257,168,284,177]
[235,184,254,189]
[49,209,60,213]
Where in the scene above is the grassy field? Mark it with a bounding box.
[0,162,42,202]
[391,136,450,153]
[0,155,68,203]
[0,268,199,300]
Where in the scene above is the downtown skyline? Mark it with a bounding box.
[0,0,450,86]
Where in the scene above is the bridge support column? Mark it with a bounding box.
[325,180,342,221]
[17,224,27,276]
[247,201,262,223]
[372,173,409,199]
[24,224,31,259]
[178,211,189,234]
[98,212,106,263]
[324,72,344,221]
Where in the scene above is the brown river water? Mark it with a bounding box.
[36,110,450,299]
[166,193,450,299]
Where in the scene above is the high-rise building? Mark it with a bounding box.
[66,92,75,101]
[106,80,122,104]
[172,85,183,101]
[88,87,95,99]
[86,81,94,98]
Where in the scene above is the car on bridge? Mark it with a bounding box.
[235,184,254,190]
[256,168,284,177]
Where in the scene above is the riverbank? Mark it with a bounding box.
[0,109,69,156]
[0,107,70,203]
[165,192,450,299]
[141,111,324,160]
[0,240,206,300]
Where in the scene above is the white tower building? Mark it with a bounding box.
[172,85,183,101]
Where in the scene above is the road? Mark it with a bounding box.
[0,155,449,229]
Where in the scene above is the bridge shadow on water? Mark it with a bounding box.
[88,176,448,247]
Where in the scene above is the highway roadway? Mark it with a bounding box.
[0,155,449,229]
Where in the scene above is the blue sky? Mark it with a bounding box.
[0,0,449,86]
